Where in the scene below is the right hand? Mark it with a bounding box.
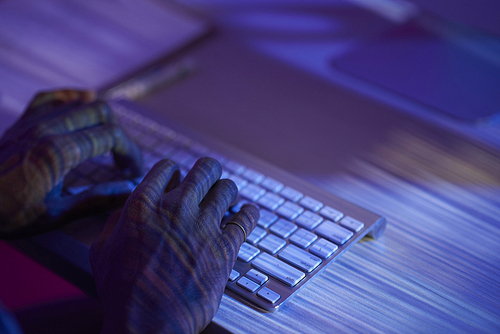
[90,157,259,334]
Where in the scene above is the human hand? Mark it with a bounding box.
[90,157,259,334]
[0,90,143,238]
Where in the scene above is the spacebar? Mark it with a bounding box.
[252,253,305,287]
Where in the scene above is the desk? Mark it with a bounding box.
[4,0,500,333]
[136,29,500,332]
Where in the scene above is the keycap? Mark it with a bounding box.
[340,216,365,232]
[295,211,323,230]
[153,143,177,158]
[257,193,285,211]
[280,187,304,202]
[170,150,196,167]
[260,177,284,193]
[229,269,240,281]
[257,209,278,228]
[246,226,267,245]
[299,196,323,212]
[270,218,297,239]
[245,269,268,285]
[227,174,248,191]
[142,152,161,170]
[237,277,260,292]
[252,253,305,287]
[258,235,286,254]
[230,200,250,214]
[315,221,353,245]
[309,239,338,259]
[278,245,322,273]
[208,152,227,166]
[239,183,266,202]
[257,287,280,304]
[289,228,317,248]
[275,201,304,221]
[241,168,265,184]
[190,143,210,156]
[225,161,245,175]
[319,206,344,222]
[238,242,260,262]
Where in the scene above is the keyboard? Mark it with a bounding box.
[63,99,387,312]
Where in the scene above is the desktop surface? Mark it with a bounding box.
[138,29,500,332]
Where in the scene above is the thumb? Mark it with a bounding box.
[45,180,135,221]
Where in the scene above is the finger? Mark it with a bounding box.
[199,178,238,224]
[37,123,143,182]
[26,89,96,116]
[45,181,135,220]
[177,157,222,208]
[134,159,180,201]
[30,100,115,138]
[223,204,259,247]
[91,208,123,253]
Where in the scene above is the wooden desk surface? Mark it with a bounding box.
[139,32,500,333]
[1,1,498,333]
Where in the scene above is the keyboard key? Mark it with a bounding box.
[257,287,280,304]
[230,200,250,214]
[289,228,317,248]
[295,211,323,230]
[171,150,196,168]
[258,234,286,254]
[208,152,227,166]
[239,183,266,202]
[229,269,240,281]
[143,152,161,170]
[190,143,210,156]
[227,174,248,191]
[315,221,353,245]
[340,216,365,232]
[238,242,260,262]
[319,206,344,222]
[237,277,260,292]
[246,226,267,245]
[241,168,265,184]
[245,269,268,285]
[299,196,323,212]
[252,253,305,287]
[309,239,338,259]
[153,143,177,158]
[257,209,278,228]
[225,161,245,175]
[275,201,304,221]
[270,218,297,239]
[280,186,303,202]
[257,192,285,211]
[278,244,322,273]
[260,177,284,193]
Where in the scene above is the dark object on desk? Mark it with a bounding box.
[332,16,500,123]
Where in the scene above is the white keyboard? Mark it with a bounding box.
[63,100,387,312]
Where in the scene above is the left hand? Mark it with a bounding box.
[0,89,143,238]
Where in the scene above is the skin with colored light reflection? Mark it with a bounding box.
[0,90,258,333]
